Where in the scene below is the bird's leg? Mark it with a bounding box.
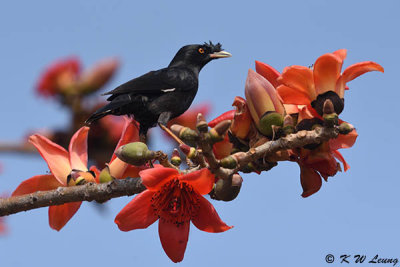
[139,133,147,143]
[158,112,184,145]
[139,126,148,143]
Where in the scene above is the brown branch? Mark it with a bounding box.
[0,126,340,216]
[228,126,339,177]
[0,178,145,217]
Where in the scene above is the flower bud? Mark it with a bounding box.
[338,122,354,134]
[220,155,237,169]
[99,165,114,183]
[179,144,198,160]
[170,124,199,143]
[245,69,285,137]
[214,120,231,136]
[196,113,208,133]
[259,112,284,137]
[115,142,155,166]
[78,58,119,94]
[283,115,295,135]
[171,149,182,166]
[213,174,243,201]
[323,113,339,128]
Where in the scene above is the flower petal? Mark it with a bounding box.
[336,61,384,97]
[192,195,232,233]
[277,85,313,105]
[342,61,384,83]
[109,158,129,179]
[121,164,147,179]
[180,168,214,195]
[299,163,322,198]
[114,190,158,231]
[255,60,281,88]
[212,135,233,159]
[208,110,235,128]
[29,135,71,185]
[111,117,140,162]
[48,202,82,231]
[12,175,62,196]
[313,53,342,95]
[158,219,190,263]
[89,166,101,183]
[332,49,347,61]
[329,128,358,150]
[68,126,89,172]
[139,167,178,191]
[278,65,316,100]
[332,150,350,171]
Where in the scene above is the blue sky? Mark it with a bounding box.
[0,0,398,266]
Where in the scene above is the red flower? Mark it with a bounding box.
[12,118,140,230]
[294,106,358,197]
[208,110,235,159]
[115,167,232,263]
[273,49,383,115]
[36,57,80,97]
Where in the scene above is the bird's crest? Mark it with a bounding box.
[204,41,223,53]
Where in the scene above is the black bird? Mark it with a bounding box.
[85,42,231,142]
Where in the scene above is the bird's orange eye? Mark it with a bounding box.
[198,48,205,54]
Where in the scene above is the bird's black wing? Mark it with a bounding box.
[103,67,195,101]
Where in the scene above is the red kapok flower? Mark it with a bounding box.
[36,57,81,97]
[274,49,383,115]
[115,167,232,263]
[208,110,235,159]
[12,117,140,230]
[12,126,93,230]
[293,106,358,197]
[77,57,119,94]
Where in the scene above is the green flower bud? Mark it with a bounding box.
[220,156,237,169]
[115,142,155,166]
[258,111,284,137]
[99,165,114,183]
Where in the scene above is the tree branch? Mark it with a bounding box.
[0,178,145,217]
[0,126,341,216]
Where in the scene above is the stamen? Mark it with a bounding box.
[151,178,200,226]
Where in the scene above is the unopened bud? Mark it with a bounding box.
[258,112,284,137]
[99,165,114,183]
[179,144,198,160]
[323,113,339,128]
[213,174,243,201]
[196,113,208,133]
[338,122,354,134]
[171,149,182,166]
[220,156,237,169]
[170,124,199,142]
[115,142,155,166]
[214,120,232,136]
